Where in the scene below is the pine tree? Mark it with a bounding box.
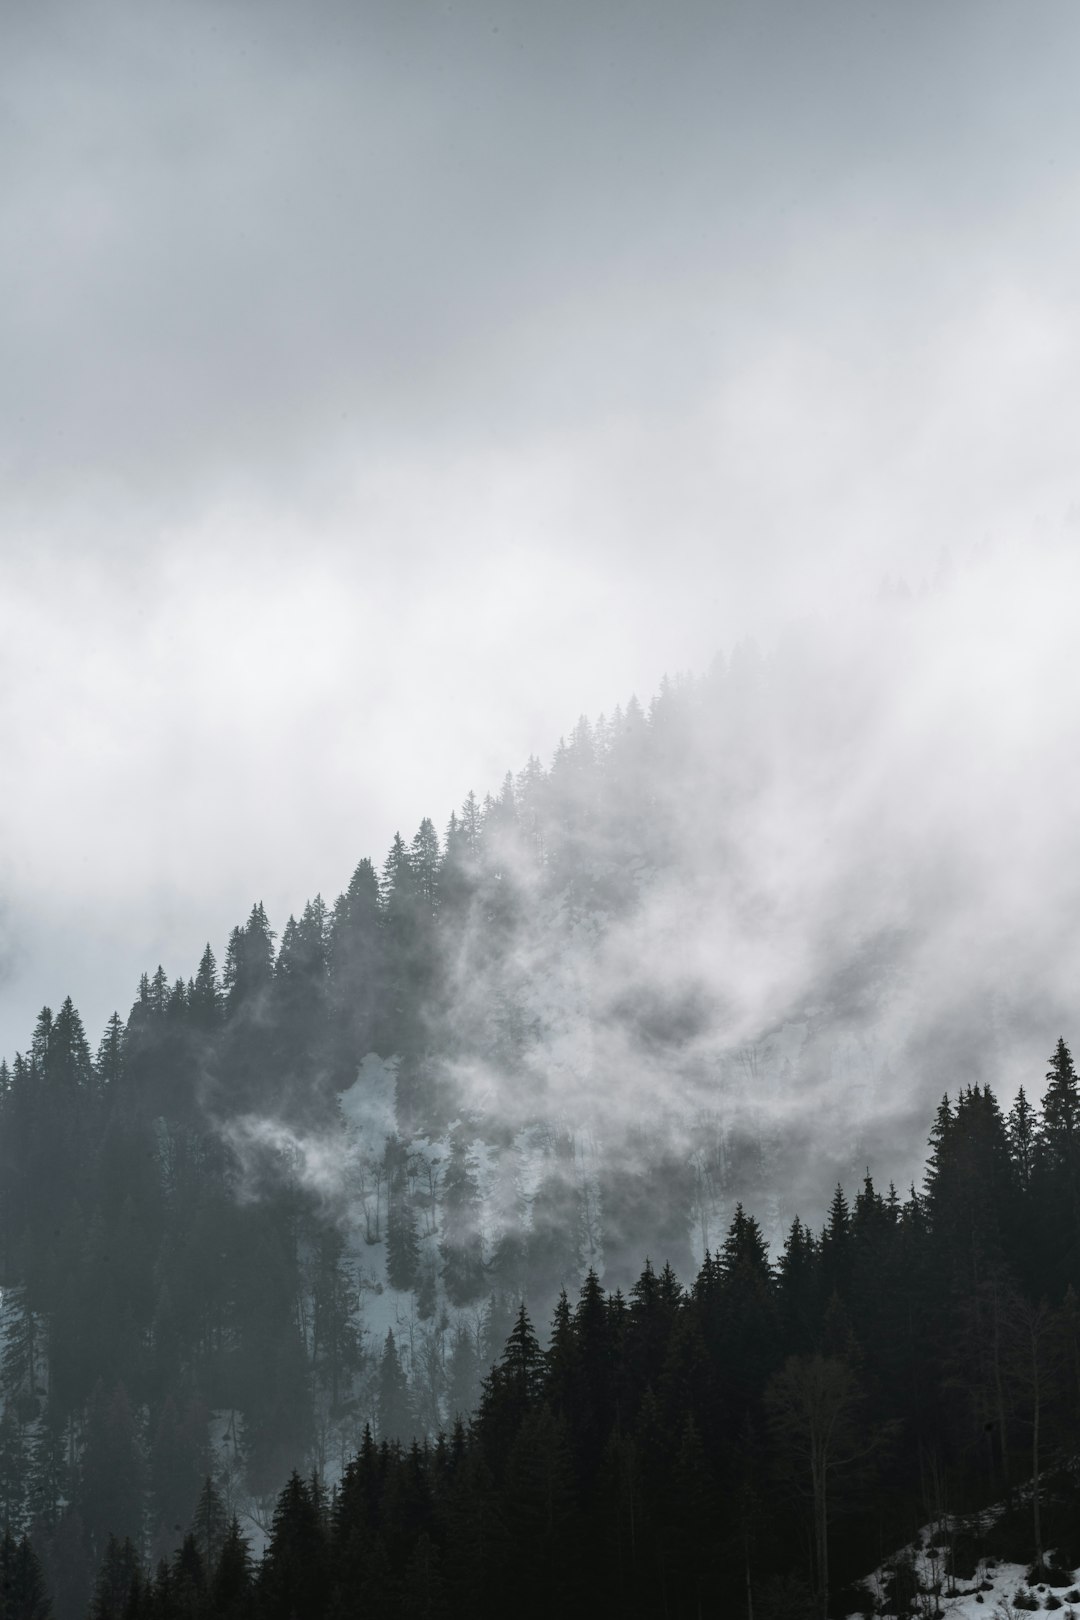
[439,1136,485,1306]
[778,1217,819,1355]
[820,1184,851,1300]
[440,807,478,924]
[1,1285,41,1417]
[41,1505,93,1620]
[189,944,221,1031]
[0,1530,51,1620]
[409,818,441,919]
[309,1229,360,1414]
[719,1203,772,1284]
[386,1167,420,1293]
[923,1095,955,1201]
[240,1321,313,1500]
[29,1009,52,1075]
[0,1409,27,1535]
[28,1411,67,1533]
[499,1304,545,1406]
[89,1534,141,1620]
[170,1532,207,1618]
[445,1325,480,1424]
[223,904,276,1014]
[148,1396,207,1563]
[1008,1087,1037,1190]
[327,858,383,1077]
[93,1014,125,1097]
[78,1383,145,1561]
[924,1085,1016,1287]
[376,1331,413,1444]
[257,1473,329,1620]
[527,1164,585,1302]
[1040,1038,1080,1173]
[400,1529,448,1619]
[209,1517,252,1620]
[500,1405,576,1610]
[191,1475,228,1574]
[669,1412,717,1613]
[48,998,93,1092]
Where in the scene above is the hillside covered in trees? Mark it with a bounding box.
[5,1042,1080,1616]
[2,610,1080,1616]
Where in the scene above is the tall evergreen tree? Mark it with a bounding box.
[439,1136,485,1307]
[209,1517,253,1620]
[309,1228,360,1415]
[386,1168,420,1294]
[1008,1086,1037,1190]
[189,944,221,1031]
[257,1473,329,1620]
[376,1331,413,1444]
[0,1530,51,1619]
[78,1384,144,1562]
[93,1014,125,1098]
[1040,1038,1080,1173]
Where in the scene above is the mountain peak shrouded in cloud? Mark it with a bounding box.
[398,544,1080,1216]
[6,2,1080,1601]
[3,0,1080,1063]
[8,545,1078,1255]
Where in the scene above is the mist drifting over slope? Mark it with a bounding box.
[4,0,1080,1067]
[179,533,1080,1283]
[395,536,1080,1239]
[3,533,1078,1268]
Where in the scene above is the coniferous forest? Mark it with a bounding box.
[2,661,1080,1618]
[7,0,1080,1612]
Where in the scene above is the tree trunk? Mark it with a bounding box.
[1031,1317,1043,1575]
[813,1457,829,1620]
[744,1531,754,1620]
[990,1280,1010,1490]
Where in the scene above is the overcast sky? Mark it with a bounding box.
[3,0,1080,1058]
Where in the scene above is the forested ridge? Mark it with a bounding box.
[0,668,763,1615]
[4,1047,1080,1616]
[2,651,1079,1616]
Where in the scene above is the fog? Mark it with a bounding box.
[3,0,1080,1110]
[191,535,1080,1258]
[410,537,1080,1233]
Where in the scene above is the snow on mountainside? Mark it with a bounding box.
[848,1499,1080,1619]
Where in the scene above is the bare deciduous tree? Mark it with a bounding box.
[766,1353,879,1620]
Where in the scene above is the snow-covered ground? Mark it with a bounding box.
[851,1517,1080,1618]
[336,1054,604,1378]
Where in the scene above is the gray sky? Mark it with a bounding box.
[3,0,1080,1059]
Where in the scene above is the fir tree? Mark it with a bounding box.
[191,1475,228,1575]
[376,1331,413,1444]
[1008,1086,1037,1190]
[93,1014,125,1097]
[78,1383,144,1561]
[445,1325,480,1425]
[386,1168,420,1294]
[309,1229,360,1414]
[439,1136,485,1307]
[189,944,221,1031]
[257,1473,329,1620]
[89,1534,141,1620]
[719,1203,772,1284]
[498,1304,545,1406]
[209,1517,252,1620]
[0,1410,27,1536]
[1040,1038,1080,1172]
[0,1530,51,1620]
